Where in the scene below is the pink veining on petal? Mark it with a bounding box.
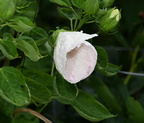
[64,42,97,83]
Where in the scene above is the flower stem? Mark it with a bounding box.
[74,19,78,30]
[51,62,55,76]
[70,7,79,19]
[86,20,96,24]
[70,19,74,31]
[131,45,139,66]
[124,63,137,85]
[124,45,141,85]
[38,103,48,113]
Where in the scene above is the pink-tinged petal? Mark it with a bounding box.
[54,31,98,84]
[65,42,97,83]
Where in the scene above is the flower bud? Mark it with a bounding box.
[99,8,121,32]
[0,0,15,22]
[51,29,66,45]
[54,31,98,84]
[100,0,115,8]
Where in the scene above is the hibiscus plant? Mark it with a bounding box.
[0,0,143,123]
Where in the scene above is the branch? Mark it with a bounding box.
[13,108,52,123]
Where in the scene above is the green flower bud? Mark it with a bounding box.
[100,0,115,8]
[99,8,121,32]
[50,29,66,45]
[0,0,15,22]
[83,0,99,15]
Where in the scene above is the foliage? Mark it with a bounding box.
[0,0,144,123]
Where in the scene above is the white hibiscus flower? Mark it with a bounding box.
[54,31,98,84]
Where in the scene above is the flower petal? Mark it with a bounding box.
[54,31,98,83]
[65,42,97,83]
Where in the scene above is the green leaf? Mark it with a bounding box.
[126,97,144,123]
[0,66,31,106]
[87,76,122,113]
[71,0,84,8]
[83,0,99,15]
[12,119,35,123]
[96,46,108,69]
[15,36,42,61]
[53,74,78,100]
[129,76,144,94]
[23,57,51,72]
[55,90,115,121]
[3,33,14,40]
[112,81,129,104]
[0,0,15,21]
[23,70,54,93]
[55,96,70,105]
[20,1,36,19]
[14,0,27,6]
[44,42,53,56]
[30,27,48,39]
[29,27,48,45]
[100,0,115,8]
[12,112,39,123]
[49,0,71,7]
[70,90,115,122]
[8,16,34,32]
[76,17,87,30]
[95,46,121,76]
[0,33,18,60]
[97,63,121,76]
[25,77,51,104]
[0,98,15,116]
[0,39,18,60]
[58,7,80,20]
[0,111,12,123]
